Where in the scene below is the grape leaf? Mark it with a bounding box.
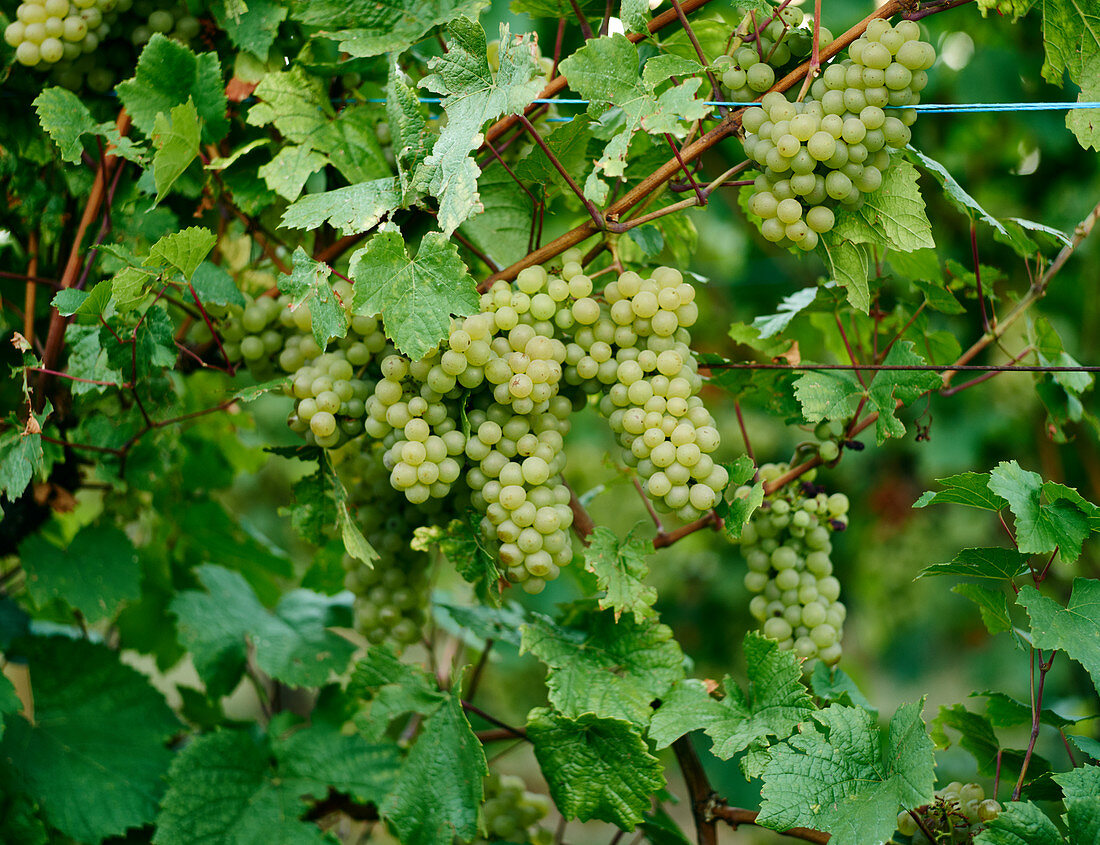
[0,637,178,844]
[413,19,543,234]
[212,0,287,58]
[583,526,657,623]
[151,99,200,205]
[974,691,1076,729]
[34,87,147,165]
[931,704,1036,780]
[865,341,944,443]
[278,245,349,349]
[1070,735,1100,761]
[63,325,125,395]
[349,646,448,739]
[832,158,934,253]
[382,691,487,845]
[0,671,19,740]
[424,515,503,607]
[349,229,478,359]
[291,0,490,58]
[191,262,246,307]
[527,709,664,830]
[647,679,725,748]
[258,144,329,202]
[753,287,818,338]
[1040,0,1100,151]
[514,116,594,192]
[155,725,400,845]
[1018,578,1100,695]
[458,166,536,268]
[914,472,1009,511]
[280,177,401,236]
[972,801,1064,845]
[952,583,1016,636]
[245,66,334,147]
[170,564,356,695]
[1054,765,1100,843]
[988,461,1096,561]
[386,60,432,198]
[20,524,140,624]
[793,369,864,426]
[810,663,877,716]
[520,610,684,725]
[52,279,115,317]
[117,35,228,145]
[757,701,935,845]
[146,227,217,282]
[716,456,765,541]
[558,35,709,202]
[817,231,871,312]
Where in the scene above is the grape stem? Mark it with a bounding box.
[567,0,595,40]
[796,0,824,101]
[461,700,529,741]
[668,0,726,114]
[23,231,38,349]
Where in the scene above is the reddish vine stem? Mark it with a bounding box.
[23,232,39,347]
[633,477,665,534]
[315,232,368,264]
[668,0,725,112]
[672,737,718,845]
[970,223,991,333]
[905,0,976,21]
[187,280,236,376]
[517,114,604,228]
[1013,650,1055,800]
[710,805,831,844]
[734,400,755,463]
[652,509,722,548]
[568,0,594,39]
[666,134,706,205]
[460,700,529,741]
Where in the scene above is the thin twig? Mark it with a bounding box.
[460,700,528,741]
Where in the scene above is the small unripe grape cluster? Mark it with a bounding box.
[715,6,832,102]
[813,419,845,463]
[897,782,1002,842]
[734,463,848,665]
[741,20,935,250]
[4,0,124,69]
[129,0,200,47]
[221,293,293,374]
[468,773,552,845]
[334,444,445,647]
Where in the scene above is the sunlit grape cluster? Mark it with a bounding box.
[896,782,1002,843]
[466,773,552,845]
[733,463,848,665]
[715,6,833,102]
[741,20,935,250]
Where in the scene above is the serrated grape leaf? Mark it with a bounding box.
[817,231,871,312]
[520,610,683,725]
[914,472,1008,511]
[432,599,527,646]
[558,34,709,201]
[387,60,432,198]
[810,663,877,716]
[52,279,114,317]
[191,261,246,307]
[350,230,478,359]
[280,177,401,236]
[458,166,535,268]
[156,735,328,845]
[704,633,817,759]
[0,637,178,843]
[426,515,503,606]
[753,287,818,338]
[528,708,664,830]
[863,340,943,443]
[972,801,1064,845]
[111,266,158,312]
[258,144,329,202]
[212,0,287,58]
[952,583,1015,636]
[1070,735,1100,761]
[973,690,1076,729]
[832,158,934,253]
[988,461,1093,560]
[245,65,333,146]
[151,99,200,205]
[931,703,1036,780]
[1040,0,1100,151]
[583,526,657,623]
[716,456,764,540]
[19,524,140,624]
[146,227,217,282]
[647,679,725,748]
[1018,578,1100,695]
[1054,765,1100,843]
[117,34,228,145]
[757,701,935,845]
[291,0,490,57]
[278,245,349,349]
[0,425,45,509]
[348,645,448,740]
[793,368,864,426]
[33,87,147,165]
[413,20,543,234]
[170,564,356,695]
[382,692,487,845]
[274,723,401,806]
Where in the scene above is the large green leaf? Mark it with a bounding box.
[832,158,934,253]
[278,246,349,349]
[757,701,935,845]
[582,526,657,623]
[988,461,1096,561]
[1,637,179,844]
[528,708,664,830]
[1040,0,1100,151]
[1018,578,1100,695]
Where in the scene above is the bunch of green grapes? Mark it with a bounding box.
[741,19,936,249]
[333,443,445,647]
[466,773,552,845]
[129,0,200,47]
[733,463,848,665]
[975,0,1034,20]
[715,6,833,102]
[896,782,1002,842]
[4,0,123,71]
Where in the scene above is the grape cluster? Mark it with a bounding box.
[741,20,936,249]
[333,443,444,647]
[715,6,833,102]
[733,463,848,665]
[897,782,1002,842]
[129,0,200,47]
[4,0,122,70]
[468,773,552,845]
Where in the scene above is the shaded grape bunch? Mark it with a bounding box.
[741,19,935,250]
[464,773,552,845]
[715,6,833,102]
[732,463,848,665]
[897,781,1002,843]
[5,0,124,71]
